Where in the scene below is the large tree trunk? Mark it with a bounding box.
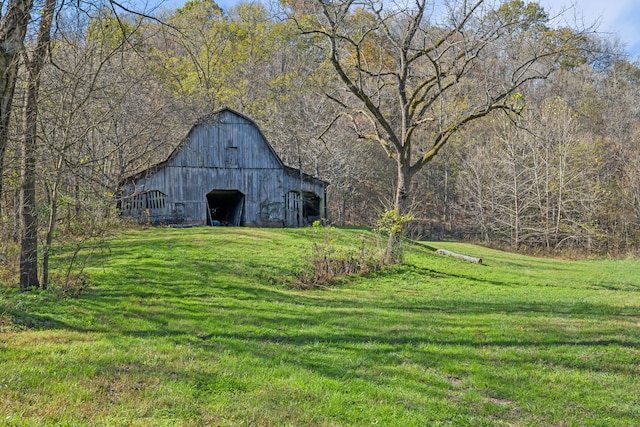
[384,160,411,262]
[0,62,18,220]
[394,160,410,215]
[18,0,56,291]
[19,85,38,289]
[0,0,35,219]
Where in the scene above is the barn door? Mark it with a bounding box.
[285,191,321,227]
[285,191,301,227]
[206,190,245,226]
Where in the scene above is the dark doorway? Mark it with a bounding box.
[303,192,321,223]
[285,191,322,227]
[206,190,244,226]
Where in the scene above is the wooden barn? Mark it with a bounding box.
[119,108,327,227]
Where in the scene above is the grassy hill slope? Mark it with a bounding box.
[1,227,639,426]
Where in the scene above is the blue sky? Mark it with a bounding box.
[155,0,640,60]
[539,0,640,59]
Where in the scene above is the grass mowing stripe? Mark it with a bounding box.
[1,227,639,426]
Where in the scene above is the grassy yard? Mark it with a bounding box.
[1,227,639,426]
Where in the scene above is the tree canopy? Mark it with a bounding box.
[2,0,640,290]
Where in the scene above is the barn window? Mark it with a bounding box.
[147,190,166,209]
[124,193,146,211]
[123,190,166,211]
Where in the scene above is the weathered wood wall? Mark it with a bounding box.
[122,109,326,227]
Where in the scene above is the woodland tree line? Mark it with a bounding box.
[1,0,640,290]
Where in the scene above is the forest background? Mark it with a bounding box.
[2,0,640,290]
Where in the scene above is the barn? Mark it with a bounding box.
[119,108,327,227]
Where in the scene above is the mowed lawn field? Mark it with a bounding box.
[1,227,639,426]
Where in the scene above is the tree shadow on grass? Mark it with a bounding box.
[79,273,640,378]
[4,270,639,425]
[2,307,74,330]
[4,230,637,425]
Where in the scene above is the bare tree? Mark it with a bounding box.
[457,95,606,251]
[293,0,587,257]
[18,0,57,290]
[14,2,182,290]
[0,0,35,219]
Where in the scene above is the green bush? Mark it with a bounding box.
[375,209,414,264]
[297,221,385,288]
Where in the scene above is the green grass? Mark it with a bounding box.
[1,227,639,426]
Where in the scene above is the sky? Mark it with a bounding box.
[157,0,640,60]
[538,0,640,59]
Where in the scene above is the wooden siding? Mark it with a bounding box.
[170,111,282,170]
[121,109,326,227]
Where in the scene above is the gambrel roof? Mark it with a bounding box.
[123,107,327,186]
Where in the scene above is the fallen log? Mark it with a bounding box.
[436,249,482,264]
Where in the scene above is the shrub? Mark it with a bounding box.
[48,271,89,298]
[375,209,414,264]
[296,221,385,288]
